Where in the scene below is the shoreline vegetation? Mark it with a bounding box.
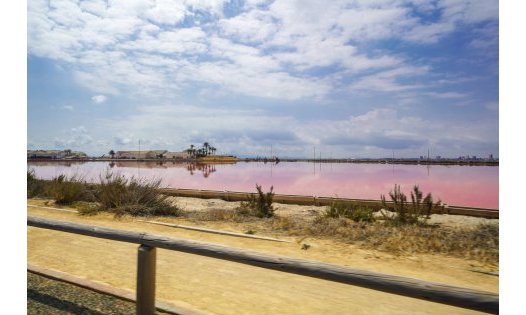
[27,157,499,166]
[27,171,499,266]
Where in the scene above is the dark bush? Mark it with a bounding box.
[381,184,443,225]
[96,172,179,217]
[239,184,275,218]
[324,202,375,222]
[27,170,46,198]
[46,175,93,205]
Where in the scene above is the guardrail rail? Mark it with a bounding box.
[28,216,499,315]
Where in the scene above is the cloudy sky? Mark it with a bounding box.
[27,0,498,158]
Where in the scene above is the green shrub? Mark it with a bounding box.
[73,201,100,216]
[324,202,349,218]
[351,207,375,222]
[381,184,443,225]
[27,170,46,198]
[96,172,179,217]
[324,202,375,222]
[46,175,93,205]
[239,184,275,218]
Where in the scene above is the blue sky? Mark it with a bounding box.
[27,0,498,158]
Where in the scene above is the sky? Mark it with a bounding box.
[27,0,499,158]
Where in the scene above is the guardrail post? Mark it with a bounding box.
[136,245,156,315]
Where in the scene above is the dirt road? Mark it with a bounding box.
[27,202,497,315]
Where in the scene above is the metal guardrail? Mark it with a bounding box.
[28,216,499,314]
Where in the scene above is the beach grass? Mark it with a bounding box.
[27,173,497,263]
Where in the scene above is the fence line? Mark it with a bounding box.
[28,216,498,314]
[27,264,206,315]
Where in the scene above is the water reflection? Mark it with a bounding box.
[109,161,222,177]
[27,161,88,167]
[186,163,217,177]
[27,161,499,208]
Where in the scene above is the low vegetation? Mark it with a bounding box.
[249,184,496,264]
[95,172,179,217]
[27,170,46,198]
[324,202,375,222]
[238,184,275,218]
[268,215,498,264]
[380,184,443,225]
[47,174,95,205]
[27,175,497,263]
[183,208,256,223]
[27,171,179,217]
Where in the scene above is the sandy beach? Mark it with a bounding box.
[27,197,497,315]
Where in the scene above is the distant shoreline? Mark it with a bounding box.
[27,157,498,166]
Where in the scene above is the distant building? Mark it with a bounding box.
[115,150,192,159]
[489,154,494,160]
[116,150,167,159]
[27,150,87,159]
[164,151,191,159]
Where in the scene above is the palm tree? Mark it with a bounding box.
[210,146,216,156]
[109,150,115,159]
[188,144,196,158]
[203,142,209,156]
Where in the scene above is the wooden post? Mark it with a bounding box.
[136,245,156,315]
[28,217,499,313]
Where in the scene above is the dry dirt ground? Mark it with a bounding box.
[27,197,498,315]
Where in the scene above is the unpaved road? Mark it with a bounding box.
[27,201,497,315]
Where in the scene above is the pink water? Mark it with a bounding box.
[27,161,499,209]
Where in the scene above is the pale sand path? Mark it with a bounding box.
[27,201,497,315]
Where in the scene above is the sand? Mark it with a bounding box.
[173,196,497,228]
[27,198,498,315]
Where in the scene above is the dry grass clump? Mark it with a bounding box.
[96,172,179,217]
[27,170,46,198]
[238,184,275,218]
[183,208,256,222]
[324,202,375,222]
[27,171,179,217]
[261,210,498,264]
[365,223,498,264]
[46,175,95,205]
[73,201,101,216]
[301,216,498,264]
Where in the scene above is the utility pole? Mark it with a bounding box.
[313,146,316,162]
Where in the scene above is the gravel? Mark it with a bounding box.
[28,273,172,315]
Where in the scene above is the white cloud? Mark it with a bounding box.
[91,95,107,104]
[28,0,497,101]
[61,105,74,111]
[88,103,497,157]
[349,66,429,92]
[143,0,187,25]
[424,91,468,99]
[218,9,277,43]
[54,126,94,148]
